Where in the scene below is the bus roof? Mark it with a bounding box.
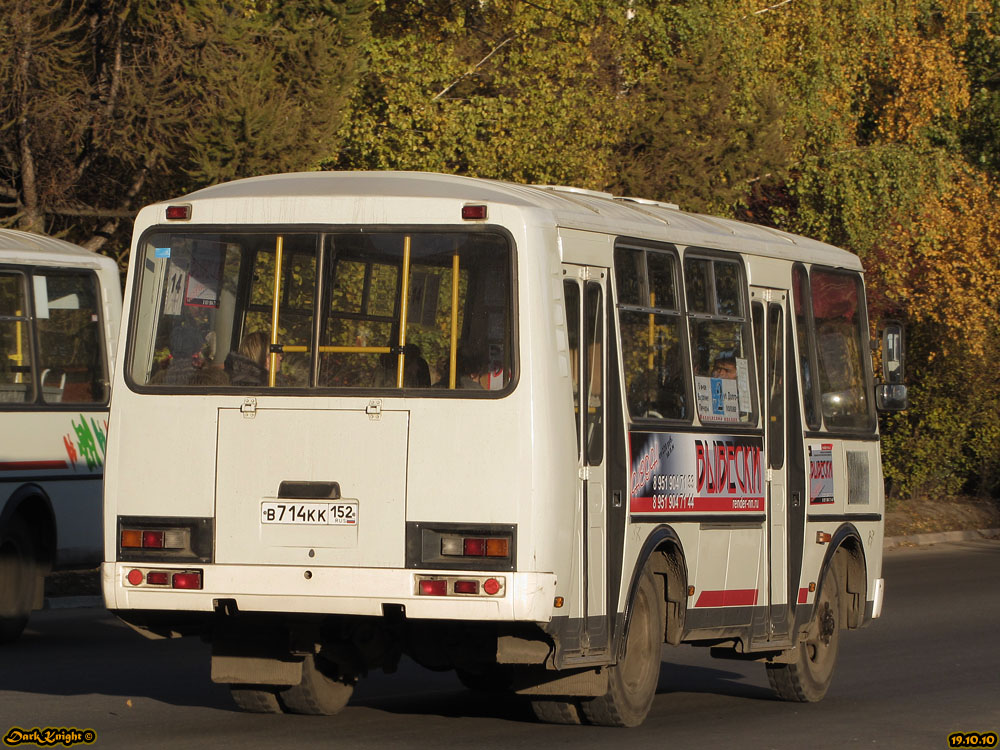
[0,228,119,272]
[155,171,862,271]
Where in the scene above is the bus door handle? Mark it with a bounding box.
[791,492,801,509]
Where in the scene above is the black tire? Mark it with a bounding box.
[580,566,663,727]
[278,653,354,716]
[229,685,284,713]
[530,698,583,725]
[766,564,841,702]
[0,517,37,644]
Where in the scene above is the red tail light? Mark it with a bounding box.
[463,538,486,556]
[171,572,203,589]
[142,530,165,548]
[418,579,448,596]
[165,204,191,220]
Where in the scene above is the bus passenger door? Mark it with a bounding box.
[563,264,608,651]
[751,288,791,644]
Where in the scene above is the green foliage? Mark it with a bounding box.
[609,34,792,215]
[0,0,369,258]
[5,0,1000,504]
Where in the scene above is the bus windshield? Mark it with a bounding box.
[128,229,514,393]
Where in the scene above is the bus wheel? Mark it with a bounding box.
[766,565,841,702]
[229,685,283,713]
[580,566,662,727]
[278,653,354,715]
[0,517,36,644]
[530,698,583,724]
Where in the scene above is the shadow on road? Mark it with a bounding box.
[1,608,770,720]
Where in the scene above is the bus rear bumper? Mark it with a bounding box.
[102,562,557,623]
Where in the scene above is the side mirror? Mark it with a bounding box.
[876,321,907,411]
[876,383,908,411]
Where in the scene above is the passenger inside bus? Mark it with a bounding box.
[711,354,738,379]
[372,344,431,388]
[225,331,280,386]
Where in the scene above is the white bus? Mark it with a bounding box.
[103,172,905,726]
[1,228,121,642]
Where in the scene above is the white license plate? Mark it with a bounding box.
[261,501,358,526]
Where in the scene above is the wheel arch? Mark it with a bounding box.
[618,525,688,659]
[817,523,867,630]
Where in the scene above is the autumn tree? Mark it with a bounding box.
[0,0,369,259]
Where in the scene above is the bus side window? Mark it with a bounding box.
[615,245,687,421]
[0,272,34,403]
[564,280,582,455]
[685,255,755,425]
[792,264,821,430]
[35,271,107,404]
[585,281,603,465]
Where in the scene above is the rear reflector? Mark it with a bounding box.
[145,571,169,586]
[453,580,479,595]
[483,578,501,596]
[126,569,144,586]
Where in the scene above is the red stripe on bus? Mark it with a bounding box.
[798,588,810,604]
[694,589,759,607]
[0,460,69,471]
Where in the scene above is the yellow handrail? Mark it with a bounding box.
[396,236,411,388]
[14,315,24,384]
[269,236,284,387]
[270,345,392,355]
[647,291,655,372]
[449,252,459,389]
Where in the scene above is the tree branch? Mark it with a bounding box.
[432,36,515,101]
[745,0,794,17]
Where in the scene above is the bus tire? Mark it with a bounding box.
[530,698,583,724]
[0,517,37,644]
[766,564,841,702]
[229,685,284,713]
[579,565,662,727]
[278,653,354,716]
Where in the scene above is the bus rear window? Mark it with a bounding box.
[128,230,514,393]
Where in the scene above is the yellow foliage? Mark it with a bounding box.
[869,164,1000,358]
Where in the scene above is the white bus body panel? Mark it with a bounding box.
[0,228,120,573]
[104,172,883,640]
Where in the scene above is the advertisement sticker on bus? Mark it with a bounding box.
[629,431,764,514]
[810,443,835,504]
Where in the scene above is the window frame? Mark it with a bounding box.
[124,224,519,398]
[0,265,110,411]
[798,263,877,435]
[682,247,759,428]
[612,238,692,425]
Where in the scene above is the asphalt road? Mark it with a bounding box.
[1,540,998,749]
